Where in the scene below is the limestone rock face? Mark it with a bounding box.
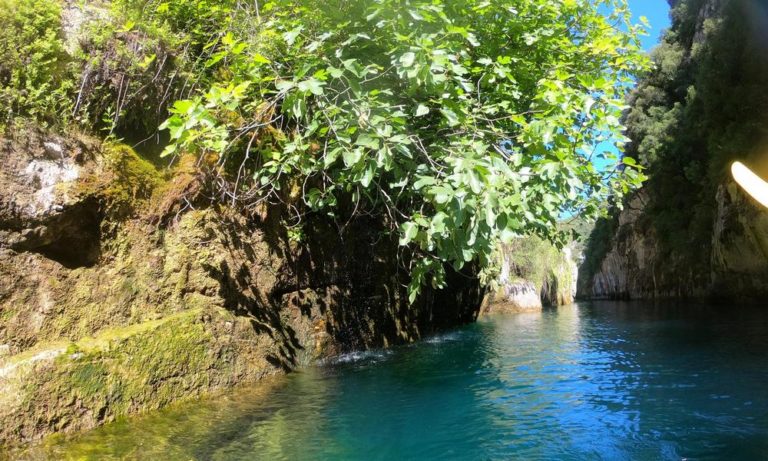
[0,129,102,267]
[580,190,694,300]
[579,184,768,302]
[484,281,542,313]
[579,190,705,300]
[710,183,768,300]
[0,128,483,447]
[483,239,578,315]
[60,0,110,54]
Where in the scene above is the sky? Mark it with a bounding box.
[627,0,671,51]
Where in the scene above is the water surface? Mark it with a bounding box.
[30,302,768,460]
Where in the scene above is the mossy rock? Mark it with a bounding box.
[72,142,165,221]
[0,308,280,448]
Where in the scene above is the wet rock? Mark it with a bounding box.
[484,280,542,313]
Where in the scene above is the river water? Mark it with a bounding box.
[32,301,768,460]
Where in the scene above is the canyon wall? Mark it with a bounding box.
[580,186,768,301]
[579,0,768,302]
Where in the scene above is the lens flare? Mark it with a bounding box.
[731,161,768,209]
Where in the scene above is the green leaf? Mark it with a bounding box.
[253,53,271,64]
[283,26,304,46]
[430,186,453,204]
[169,99,194,114]
[400,52,416,68]
[440,108,460,127]
[360,162,375,187]
[467,170,483,194]
[276,80,296,92]
[413,175,436,189]
[232,82,250,98]
[415,104,429,117]
[399,221,419,245]
[355,134,379,150]
[297,78,325,96]
[324,147,342,167]
[342,148,364,167]
[622,156,637,166]
[160,144,177,158]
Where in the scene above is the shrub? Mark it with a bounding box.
[0,0,75,126]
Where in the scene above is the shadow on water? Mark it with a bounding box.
[20,301,768,460]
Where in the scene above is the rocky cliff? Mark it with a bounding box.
[0,126,482,447]
[580,185,768,301]
[483,237,577,314]
[579,0,768,301]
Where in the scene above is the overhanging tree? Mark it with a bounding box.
[158,0,648,301]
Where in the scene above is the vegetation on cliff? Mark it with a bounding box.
[0,0,647,301]
[489,234,577,311]
[583,0,768,287]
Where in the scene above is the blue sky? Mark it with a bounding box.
[627,0,671,51]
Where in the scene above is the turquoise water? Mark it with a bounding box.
[33,302,768,460]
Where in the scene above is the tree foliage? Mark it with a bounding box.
[157,0,647,301]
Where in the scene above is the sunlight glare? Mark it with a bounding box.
[731,161,768,209]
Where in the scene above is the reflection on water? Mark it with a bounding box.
[18,302,768,460]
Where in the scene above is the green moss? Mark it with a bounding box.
[102,143,164,205]
[71,142,166,222]
[10,309,224,435]
[0,307,14,323]
[67,361,109,400]
[502,236,562,288]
